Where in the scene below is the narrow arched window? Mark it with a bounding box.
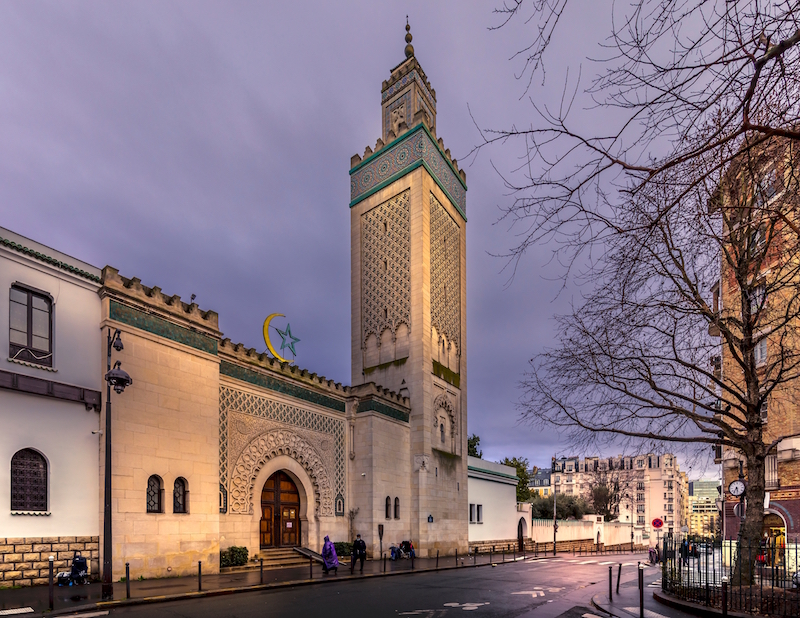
[11,448,47,511]
[147,475,163,513]
[394,497,400,519]
[385,495,391,519]
[440,423,445,443]
[173,477,188,513]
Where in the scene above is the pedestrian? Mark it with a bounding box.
[353,533,367,573]
[322,535,338,575]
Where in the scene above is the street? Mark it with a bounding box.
[98,554,692,618]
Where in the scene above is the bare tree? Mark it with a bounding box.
[475,0,800,582]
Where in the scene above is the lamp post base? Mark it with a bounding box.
[102,582,114,600]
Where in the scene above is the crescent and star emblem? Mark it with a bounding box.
[263,313,301,364]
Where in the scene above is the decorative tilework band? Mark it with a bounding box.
[382,69,436,110]
[350,125,467,220]
[356,398,410,423]
[109,300,218,355]
[219,360,346,413]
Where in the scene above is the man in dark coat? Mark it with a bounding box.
[353,533,367,573]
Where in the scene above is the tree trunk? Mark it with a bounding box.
[733,452,766,585]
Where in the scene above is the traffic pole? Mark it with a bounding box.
[48,556,54,612]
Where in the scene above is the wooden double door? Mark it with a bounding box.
[260,471,300,548]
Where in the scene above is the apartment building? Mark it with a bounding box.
[551,453,685,545]
[529,468,551,497]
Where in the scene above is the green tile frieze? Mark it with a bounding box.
[219,360,346,413]
[357,398,410,423]
[109,300,218,355]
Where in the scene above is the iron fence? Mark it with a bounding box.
[661,536,799,617]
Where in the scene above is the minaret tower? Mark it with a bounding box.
[349,22,468,556]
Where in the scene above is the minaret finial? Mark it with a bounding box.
[404,18,414,58]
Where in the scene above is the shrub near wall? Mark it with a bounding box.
[219,546,249,568]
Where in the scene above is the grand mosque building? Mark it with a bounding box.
[0,27,471,582]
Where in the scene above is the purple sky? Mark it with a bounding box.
[1,1,630,467]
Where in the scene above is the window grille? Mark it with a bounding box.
[147,475,163,513]
[173,477,188,513]
[11,449,47,511]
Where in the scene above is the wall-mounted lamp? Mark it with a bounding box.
[427,514,434,523]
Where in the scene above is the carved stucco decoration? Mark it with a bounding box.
[414,454,431,472]
[229,429,334,517]
[430,193,460,352]
[433,392,456,431]
[362,190,411,345]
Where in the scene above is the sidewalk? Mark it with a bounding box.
[592,563,695,618]
[0,550,551,616]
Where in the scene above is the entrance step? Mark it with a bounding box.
[220,547,308,574]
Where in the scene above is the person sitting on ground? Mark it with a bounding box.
[322,535,338,575]
[353,533,367,573]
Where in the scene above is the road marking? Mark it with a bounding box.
[578,560,596,564]
[512,590,546,597]
[599,561,616,565]
[72,613,109,618]
[583,614,604,618]
[0,610,34,616]
[442,602,490,611]
[624,607,671,618]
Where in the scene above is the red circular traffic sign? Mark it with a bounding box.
[652,518,664,529]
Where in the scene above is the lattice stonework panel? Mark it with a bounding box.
[219,386,345,516]
[361,189,411,344]
[430,193,461,352]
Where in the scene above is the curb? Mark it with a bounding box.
[590,593,620,617]
[653,591,755,618]
[36,555,549,617]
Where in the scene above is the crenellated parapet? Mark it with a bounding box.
[219,337,348,395]
[100,266,220,337]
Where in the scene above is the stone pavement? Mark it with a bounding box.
[0,551,545,616]
[591,564,695,618]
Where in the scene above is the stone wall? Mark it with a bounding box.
[0,536,98,588]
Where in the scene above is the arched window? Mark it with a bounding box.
[173,477,188,514]
[385,495,391,519]
[11,448,47,511]
[147,475,163,513]
[394,497,400,519]
[440,423,445,443]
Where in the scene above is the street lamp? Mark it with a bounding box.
[102,328,132,600]
[624,493,634,552]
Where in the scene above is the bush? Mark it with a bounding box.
[220,545,249,568]
[333,541,353,557]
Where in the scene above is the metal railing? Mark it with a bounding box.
[661,536,799,617]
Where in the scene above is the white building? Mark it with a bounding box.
[467,456,525,544]
[0,227,102,584]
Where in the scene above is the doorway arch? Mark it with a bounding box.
[517,517,528,551]
[260,471,301,548]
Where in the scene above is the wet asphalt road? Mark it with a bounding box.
[102,554,688,618]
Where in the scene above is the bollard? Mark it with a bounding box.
[490,547,492,564]
[260,558,264,585]
[411,551,415,570]
[436,550,439,570]
[638,565,644,618]
[473,548,477,567]
[48,556,54,611]
[310,557,313,579]
[502,547,505,563]
[455,548,458,567]
[383,552,386,573]
[351,550,355,575]
[616,563,622,595]
[198,561,202,592]
[609,565,613,601]
[722,579,728,618]
[126,562,131,599]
